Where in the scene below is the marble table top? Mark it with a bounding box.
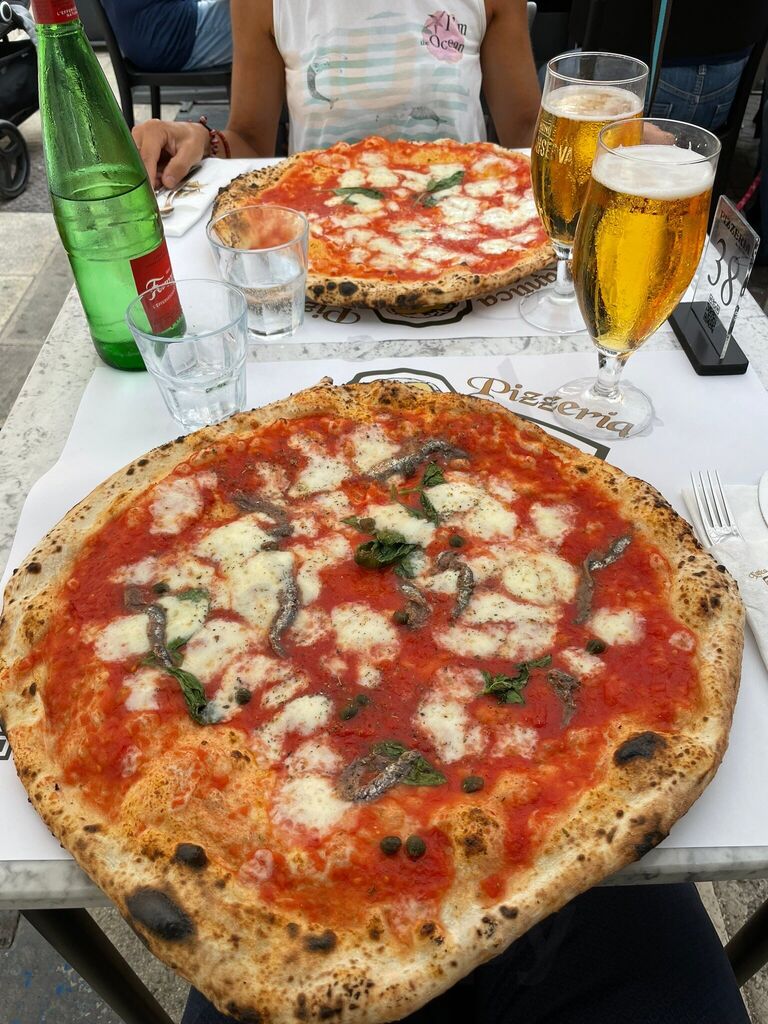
[1,286,768,908]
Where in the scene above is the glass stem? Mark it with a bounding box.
[552,242,574,301]
[594,350,629,399]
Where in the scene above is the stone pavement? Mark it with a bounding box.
[1,51,768,1024]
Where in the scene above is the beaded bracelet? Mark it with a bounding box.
[198,115,231,159]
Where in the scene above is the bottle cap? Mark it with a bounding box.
[32,0,78,24]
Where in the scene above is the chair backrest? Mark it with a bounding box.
[78,0,136,127]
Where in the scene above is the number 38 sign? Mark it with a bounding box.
[692,195,759,360]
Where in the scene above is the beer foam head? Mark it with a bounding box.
[543,85,643,121]
[593,144,715,199]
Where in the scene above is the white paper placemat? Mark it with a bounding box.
[3,349,768,860]
[167,158,558,342]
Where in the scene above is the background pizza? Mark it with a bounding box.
[211,136,554,311]
[0,382,743,1023]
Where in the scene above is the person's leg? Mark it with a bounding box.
[653,57,749,133]
[471,883,749,1024]
[182,0,232,70]
[181,987,237,1024]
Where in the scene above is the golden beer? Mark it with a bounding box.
[531,86,643,247]
[573,145,714,352]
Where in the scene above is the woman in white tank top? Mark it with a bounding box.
[133,0,540,189]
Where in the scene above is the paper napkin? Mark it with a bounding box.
[161,159,241,238]
[683,484,768,672]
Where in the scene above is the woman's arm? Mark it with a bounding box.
[481,0,541,148]
[132,0,284,188]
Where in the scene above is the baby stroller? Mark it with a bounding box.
[0,0,36,200]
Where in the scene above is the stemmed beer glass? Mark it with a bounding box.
[552,118,721,439]
[523,52,648,335]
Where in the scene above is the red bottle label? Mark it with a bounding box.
[32,0,79,23]
[130,240,183,335]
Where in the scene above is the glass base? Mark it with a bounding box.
[520,288,585,335]
[551,376,653,440]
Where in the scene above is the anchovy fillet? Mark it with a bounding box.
[339,749,422,802]
[232,493,293,538]
[396,579,431,629]
[269,575,300,658]
[434,550,475,619]
[145,604,174,669]
[547,669,581,726]
[368,438,469,482]
[575,533,632,624]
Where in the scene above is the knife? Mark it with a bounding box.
[758,471,768,531]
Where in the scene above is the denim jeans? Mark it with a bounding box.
[651,56,750,133]
[181,0,232,70]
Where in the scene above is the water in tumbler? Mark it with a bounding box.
[241,253,305,338]
[152,347,246,430]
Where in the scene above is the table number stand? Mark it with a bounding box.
[670,195,759,376]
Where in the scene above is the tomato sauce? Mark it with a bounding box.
[37,406,698,923]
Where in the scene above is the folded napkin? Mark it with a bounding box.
[160,159,243,238]
[683,483,768,672]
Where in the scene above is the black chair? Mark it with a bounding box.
[566,0,768,210]
[83,0,231,130]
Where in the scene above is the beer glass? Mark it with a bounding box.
[552,118,720,439]
[523,52,648,334]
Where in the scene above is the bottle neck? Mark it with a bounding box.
[32,0,79,26]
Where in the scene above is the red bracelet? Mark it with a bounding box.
[199,115,231,159]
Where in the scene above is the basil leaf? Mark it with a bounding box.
[420,491,440,525]
[177,588,209,602]
[374,740,408,759]
[373,741,446,787]
[481,656,552,706]
[403,755,447,787]
[167,667,209,724]
[418,170,464,206]
[422,462,445,488]
[342,515,377,534]
[333,186,385,201]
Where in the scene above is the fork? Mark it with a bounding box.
[690,470,742,545]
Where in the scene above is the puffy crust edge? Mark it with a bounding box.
[210,146,555,311]
[0,380,744,1024]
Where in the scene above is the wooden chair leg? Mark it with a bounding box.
[726,898,768,986]
[150,85,161,120]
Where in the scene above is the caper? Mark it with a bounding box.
[340,703,359,721]
[379,835,402,855]
[234,687,252,706]
[462,775,484,793]
[359,517,376,533]
[392,608,409,625]
[355,693,371,706]
[152,581,170,594]
[405,835,427,859]
[448,534,465,548]
[586,638,607,655]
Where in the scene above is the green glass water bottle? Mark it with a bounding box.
[33,0,183,370]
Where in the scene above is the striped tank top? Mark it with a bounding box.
[273,1,487,153]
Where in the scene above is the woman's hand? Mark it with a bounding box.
[132,119,210,189]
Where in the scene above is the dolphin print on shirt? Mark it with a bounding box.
[307,56,347,108]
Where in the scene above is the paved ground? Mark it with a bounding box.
[1,50,768,1024]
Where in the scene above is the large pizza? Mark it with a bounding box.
[211,136,553,311]
[0,381,743,1023]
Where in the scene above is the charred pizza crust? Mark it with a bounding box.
[0,382,744,1024]
[211,142,555,311]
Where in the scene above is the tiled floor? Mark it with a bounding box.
[1,51,768,1024]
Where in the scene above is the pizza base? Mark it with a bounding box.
[0,381,743,1024]
[211,146,555,311]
